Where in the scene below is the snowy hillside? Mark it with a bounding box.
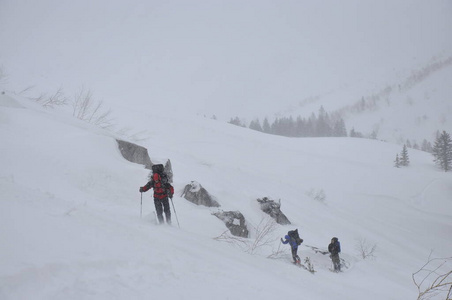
[1,93,451,300]
[277,56,452,145]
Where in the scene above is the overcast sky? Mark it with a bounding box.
[1,0,451,119]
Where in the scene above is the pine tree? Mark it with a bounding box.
[370,130,378,140]
[432,130,452,172]
[228,117,243,127]
[262,118,271,134]
[306,115,315,137]
[295,116,306,137]
[249,119,263,132]
[271,118,282,135]
[421,139,433,153]
[406,139,412,148]
[400,144,410,167]
[350,128,363,138]
[394,154,400,168]
[316,106,332,137]
[333,118,347,137]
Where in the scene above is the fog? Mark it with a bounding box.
[1,0,451,119]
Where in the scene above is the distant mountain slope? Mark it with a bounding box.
[272,55,452,145]
[335,56,452,144]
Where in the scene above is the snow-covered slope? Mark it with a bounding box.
[279,56,452,145]
[1,93,451,300]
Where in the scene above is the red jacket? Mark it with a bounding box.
[141,173,174,199]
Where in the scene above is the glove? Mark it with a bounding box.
[139,187,144,193]
[169,193,173,199]
[300,239,304,243]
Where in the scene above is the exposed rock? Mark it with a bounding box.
[213,210,249,238]
[116,139,152,169]
[257,197,291,225]
[181,181,220,207]
[163,160,174,183]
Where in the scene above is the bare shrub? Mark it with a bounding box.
[214,217,278,255]
[304,257,316,274]
[412,252,452,300]
[31,87,68,108]
[14,84,146,141]
[248,217,278,254]
[213,230,248,251]
[71,88,115,129]
[355,237,377,260]
[18,85,35,96]
[267,242,285,260]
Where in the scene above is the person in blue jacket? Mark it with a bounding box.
[281,229,303,264]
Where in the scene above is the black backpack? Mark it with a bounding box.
[151,164,169,186]
[288,229,303,245]
[152,164,164,174]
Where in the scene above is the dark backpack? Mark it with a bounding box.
[152,164,164,174]
[151,164,169,187]
[288,229,303,245]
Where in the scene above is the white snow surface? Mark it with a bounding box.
[1,93,451,300]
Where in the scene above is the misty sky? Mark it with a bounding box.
[1,0,451,119]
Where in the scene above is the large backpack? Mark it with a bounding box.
[151,164,169,186]
[152,164,164,175]
[288,229,303,245]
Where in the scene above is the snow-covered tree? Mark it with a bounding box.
[369,130,378,140]
[228,117,245,127]
[421,139,433,153]
[432,130,452,172]
[333,118,347,137]
[400,144,410,167]
[394,154,400,168]
[249,119,263,132]
[295,116,307,137]
[350,128,363,138]
[316,106,331,137]
[262,118,271,133]
[406,139,412,148]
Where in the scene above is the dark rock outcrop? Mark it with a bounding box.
[116,140,173,181]
[213,210,249,238]
[116,140,152,169]
[257,197,291,225]
[181,181,220,207]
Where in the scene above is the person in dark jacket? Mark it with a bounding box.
[281,229,303,264]
[328,237,341,272]
[140,171,174,225]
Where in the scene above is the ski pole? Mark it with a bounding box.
[170,197,180,228]
[140,192,143,218]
